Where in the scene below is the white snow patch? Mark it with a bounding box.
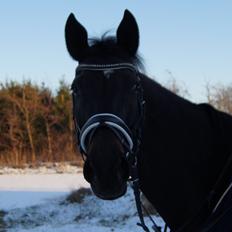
[0,163,82,175]
[0,173,89,192]
[0,171,166,232]
[4,188,165,232]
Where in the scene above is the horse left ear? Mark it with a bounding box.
[116,10,139,56]
[65,13,89,61]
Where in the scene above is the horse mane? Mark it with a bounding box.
[88,33,145,71]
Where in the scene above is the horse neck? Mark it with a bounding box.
[139,74,232,230]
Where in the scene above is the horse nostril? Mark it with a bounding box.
[120,158,129,179]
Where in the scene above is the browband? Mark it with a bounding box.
[76,63,138,72]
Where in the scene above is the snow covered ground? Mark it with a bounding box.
[0,167,166,232]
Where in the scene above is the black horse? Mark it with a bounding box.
[65,10,232,232]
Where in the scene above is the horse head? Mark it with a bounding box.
[65,10,144,200]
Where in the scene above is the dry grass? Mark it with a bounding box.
[0,210,7,231]
[66,188,92,204]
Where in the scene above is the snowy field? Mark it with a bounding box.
[0,166,165,232]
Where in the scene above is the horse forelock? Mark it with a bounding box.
[85,33,144,71]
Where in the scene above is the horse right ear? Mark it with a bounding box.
[65,13,89,61]
[116,10,139,56]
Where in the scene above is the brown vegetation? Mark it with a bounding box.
[66,188,92,204]
[0,80,81,167]
[206,83,232,115]
[167,78,232,115]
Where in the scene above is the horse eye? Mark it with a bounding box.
[71,83,80,95]
[131,82,140,92]
[73,88,81,96]
[76,70,84,77]
[131,84,137,91]
[71,79,81,93]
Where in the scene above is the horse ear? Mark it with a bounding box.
[116,10,139,56]
[65,13,89,61]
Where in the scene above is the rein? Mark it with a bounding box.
[174,152,232,232]
[72,63,162,232]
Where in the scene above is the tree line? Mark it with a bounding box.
[0,79,231,167]
[166,79,232,115]
[0,80,80,167]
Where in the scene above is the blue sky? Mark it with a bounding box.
[0,1,231,102]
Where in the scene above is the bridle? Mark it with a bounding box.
[72,63,144,160]
[72,63,162,232]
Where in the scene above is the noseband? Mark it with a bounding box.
[79,113,134,154]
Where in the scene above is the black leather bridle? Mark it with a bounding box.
[72,63,162,232]
[72,63,144,161]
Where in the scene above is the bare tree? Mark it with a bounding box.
[164,71,190,98]
[1,82,38,164]
[205,83,232,115]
